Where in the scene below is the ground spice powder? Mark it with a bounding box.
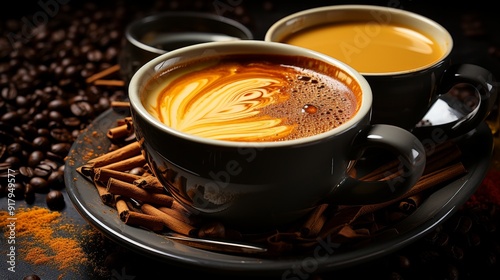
[0,207,89,277]
[467,169,500,207]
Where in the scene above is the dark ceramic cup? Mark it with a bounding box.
[128,40,426,229]
[119,11,253,84]
[265,5,498,140]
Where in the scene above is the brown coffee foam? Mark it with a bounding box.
[143,54,360,142]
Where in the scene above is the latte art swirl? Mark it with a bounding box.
[144,56,359,142]
[158,67,293,141]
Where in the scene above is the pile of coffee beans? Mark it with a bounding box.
[0,2,129,206]
[330,202,500,280]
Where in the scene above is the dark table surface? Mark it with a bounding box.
[1,1,500,279]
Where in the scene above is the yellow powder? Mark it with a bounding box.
[0,207,89,273]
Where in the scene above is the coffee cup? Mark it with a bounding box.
[265,5,498,139]
[119,11,253,83]
[128,40,426,229]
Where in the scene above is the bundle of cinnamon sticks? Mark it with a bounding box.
[77,101,468,256]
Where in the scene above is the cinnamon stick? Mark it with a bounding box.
[93,180,114,206]
[85,64,120,84]
[93,79,125,87]
[157,206,197,226]
[133,175,165,193]
[359,140,460,181]
[106,177,174,206]
[116,117,133,127]
[107,124,131,140]
[115,195,130,221]
[350,162,467,222]
[423,144,462,174]
[111,101,131,109]
[300,203,330,237]
[398,194,423,213]
[141,203,198,236]
[87,141,142,168]
[94,168,143,184]
[123,211,164,232]
[99,154,146,172]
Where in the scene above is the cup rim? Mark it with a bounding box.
[125,11,254,56]
[264,4,453,76]
[128,40,372,148]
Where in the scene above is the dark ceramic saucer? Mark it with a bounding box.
[64,108,493,277]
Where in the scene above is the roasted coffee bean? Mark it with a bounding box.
[71,129,81,139]
[1,111,19,122]
[21,124,37,140]
[17,108,31,124]
[15,95,29,107]
[32,136,51,151]
[87,49,103,62]
[1,83,17,101]
[29,177,49,193]
[129,167,145,176]
[0,62,10,74]
[47,170,65,189]
[467,232,481,247]
[71,94,89,103]
[62,116,81,127]
[49,110,64,122]
[24,183,35,204]
[37,128,50,136]
[46,151,64,162]
[19,166,34,179]
[47,98,69,111]
[50,143,71,156]
[33,164,53,178]
[395,255,411,269]
[7,142,22,155]
[48,120,61,129]
[46,189,65,210]
[41,159,58,171]
[28,150,45,167]
[23,274,41,280]
[4,156,21,168]
[12,126,25,138]
[32,112,49,127]
[0,145,6,161]
[71,100,94,117]
[95,96,111,112]
[0,162,10,172]
[50,128,73,143]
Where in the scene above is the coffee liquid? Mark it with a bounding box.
[281,22,443,73]
[142,54,360,142]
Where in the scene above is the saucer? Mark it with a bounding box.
[64,108,493,276]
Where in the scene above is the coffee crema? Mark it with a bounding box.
[281,22,444,73]
[142,54,360,142]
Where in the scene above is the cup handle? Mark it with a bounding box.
[412,64,498,139]
[328,124,426,205]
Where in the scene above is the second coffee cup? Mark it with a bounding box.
[265,5,498,139]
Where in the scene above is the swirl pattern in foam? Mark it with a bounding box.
[142,55,360,142]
